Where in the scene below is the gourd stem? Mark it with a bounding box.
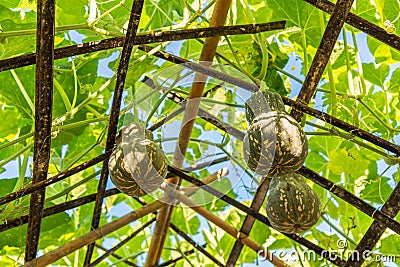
[321,214,357,246]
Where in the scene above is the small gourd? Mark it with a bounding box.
[245,90,286,123]
[243,90,308,177]
[108,123,167,197]
[266,173,321,234]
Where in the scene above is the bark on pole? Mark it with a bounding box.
[144,0,232,265]
[25,0,55,262]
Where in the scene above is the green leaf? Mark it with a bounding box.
[172,206,201,235]
[351,0,379,24]
[0,107,26,139]
[360,176,392,205]
[379,234,400,263]
[249,219,271,245]
[0,67,35,119]
[367,36,400,64]
[363,62,390,87]
[375,0,400,31]
[0,209,70,248]
[55,0,86,25]
[0,5,37,58]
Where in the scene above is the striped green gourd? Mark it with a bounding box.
[243,90,308,177]
[266,173,321,234]
[245,90,286,123]
[108,123,167,197]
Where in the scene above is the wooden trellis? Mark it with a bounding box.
[0,0,399,266]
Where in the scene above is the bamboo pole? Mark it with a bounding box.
[145,1,233,265]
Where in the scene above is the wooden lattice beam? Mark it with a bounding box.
[0,153,108,206]
[83,0,145,264]
[0,188,120,233]
[25,0,56,262]
[0,21,285,72]
[304,0,400,52]
[344,182,400,266]
[226,177,271,266]
[290,0,355,121]
[140,45,400,155]
[168,166,347,266]
[23,201,164,267]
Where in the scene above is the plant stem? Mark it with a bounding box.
[53,78,72,111]
[0,142,33,169]
[350,29,367,96]
[357,99,400,133]
[301,29,308,73]
[71,59,78,109]
[0,149,31,221]
[10,69,35,116]
[321,214,357,246]
[0,133,34,151]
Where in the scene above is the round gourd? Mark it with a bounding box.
[108,123,167,197]
[243,111,308,177]
[266,173,321,234]
[245,90,286,123]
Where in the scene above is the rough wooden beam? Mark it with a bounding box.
[83,0,145,264]
[0,153,108,207]
[290,0,355,121]
[344,181,400,266]
[226,177,271,266]
[304,0,400,52]
[0,21,285,72]
[24,0,56,262]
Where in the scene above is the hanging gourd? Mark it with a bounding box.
[266,173,321,234]
[108,123,167,197]
[243,90,308,177]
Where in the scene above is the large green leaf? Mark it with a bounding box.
[0,209,71,248]
[0,5,37,58]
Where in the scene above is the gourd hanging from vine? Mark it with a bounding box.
[243,90,308,177]
[108,122,167,197]
[266,173,321,234]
